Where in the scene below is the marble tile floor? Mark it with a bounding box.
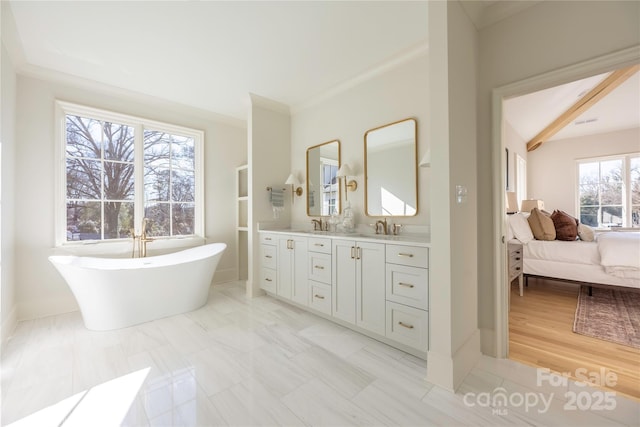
[1,281,638,426]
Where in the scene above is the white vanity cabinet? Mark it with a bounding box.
[277,235,308,304]
[385,244,429,351]
[308,237,332,315]
[332,240,386,335]
[259,229,430,358]
[259,234,278,293]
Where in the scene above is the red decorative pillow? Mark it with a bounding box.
[550,210,578,241]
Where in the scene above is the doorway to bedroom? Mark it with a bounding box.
[495,52,640,400]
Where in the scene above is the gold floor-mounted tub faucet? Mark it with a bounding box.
[131,217,154,258]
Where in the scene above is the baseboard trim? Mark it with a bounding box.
[427,329,482,391]
[212,267,237,285]
[480,327,497,357]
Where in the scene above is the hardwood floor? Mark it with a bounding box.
[509,277,640,400]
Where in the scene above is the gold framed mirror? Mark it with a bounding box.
[364,118,418,216]
[306,140,341,216]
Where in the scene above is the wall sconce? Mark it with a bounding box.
[336,163,357,200]
[285,173,303,203]
[520,199,544,213]
[419,148,431,168]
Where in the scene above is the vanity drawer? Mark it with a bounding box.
[308,237,332,254]
[308,252,332,284]
[385,245,428,269]
[261,267,277,293]
[386,264,428,310]
[260,233,278,245]
[261,244,277,269]
[386,301,428,351]
[309,280,332,315]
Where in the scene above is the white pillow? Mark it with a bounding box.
[509,213,534,244]
[578,223,595,242]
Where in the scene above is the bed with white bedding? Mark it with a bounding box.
[522,237,640,291]
[508,213,640,293]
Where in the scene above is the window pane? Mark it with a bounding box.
[579,206,598,227]
[66,115,102,159]
[104,202,134,240]
[632,206,640,227]
[600,182,622,205]
[104,160,135,201]
[144,130,171,169]
[632,157,640,205]
[173,203,195,236]
[172,169,195,202]
[172,135,195,170]
[578,162,599,185]
[601,206,622,227]
[67,158,101,199]
[103,122,135,162]
[579,183,598,207]
[66,201,101,241]
[144,203,170,237]
[145,167,171,202]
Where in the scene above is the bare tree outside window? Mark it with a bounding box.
[66,115,135,240]
[65,114,198,241]
[578,156,638,228]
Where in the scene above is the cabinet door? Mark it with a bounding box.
[277,237,293,299]
[356,241,386,335]
[332,239,356,324]
[291,236,308,306]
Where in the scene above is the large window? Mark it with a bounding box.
[58,102,203,245]
[577,153,639,228]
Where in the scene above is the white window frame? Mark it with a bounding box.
[55,101,205,248]
[575,152,640,229]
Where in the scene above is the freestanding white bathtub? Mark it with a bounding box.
[49,243,226,331]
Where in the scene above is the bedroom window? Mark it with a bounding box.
[577,154,639,229]
[57,102,204,245]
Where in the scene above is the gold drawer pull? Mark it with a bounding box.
[314,265,325,270]
[314,243,324,247]
[265,255,272,259]
[398,253,414,258]
[398,321,414,329]
[265,237,272,240]
[314,294,325,299]
[398,282,415,288]
[265,278,272,282]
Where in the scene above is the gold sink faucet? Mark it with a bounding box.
[375,218,388,235]
[311,218,323,231]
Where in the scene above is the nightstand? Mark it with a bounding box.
[508,242,524,296]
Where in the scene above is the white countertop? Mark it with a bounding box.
[258,227,430,247]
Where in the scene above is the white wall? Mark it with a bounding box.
[528,127,640,216]
[290,54,428,228]
[504,120,527,195]
[425,0,480,391]
[14,74,246,320]
[1,42,17,342]
[247,94,291,297]
[477,0,640,355]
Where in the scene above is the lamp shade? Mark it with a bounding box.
[419,148,431,167]
[520,199,544,213]
[505,191,518,214]
[285,173,298,186]
[336,163,353,177]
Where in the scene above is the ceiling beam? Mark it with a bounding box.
[526,64,640,152]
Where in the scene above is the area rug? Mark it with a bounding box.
[573,286,640,349]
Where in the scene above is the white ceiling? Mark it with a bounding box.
[5,1,430,121]
[504,70,640,144]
